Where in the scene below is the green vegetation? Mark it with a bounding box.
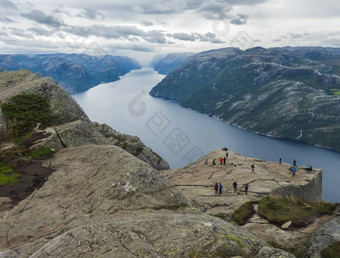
[232,201,256,225]
[258,197,338,227]
[321,241,340,258]
[226,234,245,248]
[26,147,56,159]
[212,213,229,220]
[0,159,20,186]
[330,89,340,95]
[1,94,54,140]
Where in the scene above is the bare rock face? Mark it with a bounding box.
[0,145,292,257]
[0,70,169,170]
[304,206,340,257]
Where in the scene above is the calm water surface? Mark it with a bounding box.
[73,67,340,202]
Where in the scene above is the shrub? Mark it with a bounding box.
[321,241,340,258]
[1,94,54,139]
[0,159,20,186]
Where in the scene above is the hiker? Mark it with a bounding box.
[212,159,216,166]
[223,156,226,165]
[251,164,255,173]
[245,183,249,195]
[226,152,229,159]
[204,158,208,165]
[214,183,218,194]
[219,183,223,195]
[279,157,282,165]
[220,157,223,165]
[293,159,297,167]
[233,181,237,193]
[292,166,297,176]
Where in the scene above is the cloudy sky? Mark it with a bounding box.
[1,0,340,64]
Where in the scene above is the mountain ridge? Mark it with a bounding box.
[150,46,340,152]
[0,53,141,94]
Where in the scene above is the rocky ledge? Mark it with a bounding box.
[0,145,292,257]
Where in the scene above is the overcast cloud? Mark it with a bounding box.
[0,0,339,64]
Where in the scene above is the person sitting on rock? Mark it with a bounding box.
[212,159,216,166]
[292,167,297,176]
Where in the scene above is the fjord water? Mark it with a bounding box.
[73,67,340,202]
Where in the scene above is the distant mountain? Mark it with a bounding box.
[150,47,340,152]
[0,54,141,94]
[152,53,194,75]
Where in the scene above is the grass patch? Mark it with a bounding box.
[26,147,56,159]
[226,234,245,248]
[321,241,340,258]
[12,131,33,145]
[1,94,54,139]
[212,213,229,220]
[0,159,20,186]
[258,197,338,228]
[330,89,340,96]
[232,201,256,225]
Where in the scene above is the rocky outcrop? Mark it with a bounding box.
[161,149,322,216]
[304,206,340,257]
[0,145,292,257]
[0,70,169,170]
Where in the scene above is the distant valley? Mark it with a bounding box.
[150,47,340,152]
[0,53,141,94]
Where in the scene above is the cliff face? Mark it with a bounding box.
[0,70,169,170]
[150,47,340,152]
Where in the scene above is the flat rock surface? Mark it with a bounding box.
[0,145,293,257]
[161,149,322,216]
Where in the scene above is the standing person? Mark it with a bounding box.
[233,181,237,193]
[204,158,208,165]
[220,157,223,165]
[212,159,216,166]
[279,157,282,165]
[251,164,255,173]
[293,160,297,167]
[245,184,249,195]
[223,156,226,165]
[219,183,223,195]
[226,152,229,159]
[214,183,218,194]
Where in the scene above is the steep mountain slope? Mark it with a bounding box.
[150,47,340,152]
[0,54,141,94]
[0,70,168,170]
[152,53,194,74]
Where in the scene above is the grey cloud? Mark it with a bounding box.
[197,0,233,20]
[5,27,34,39]
[290,33,303,39]
[141,20,154,26]
[0,17,14,23]
[168,32,224,43]
[0,0,17,9]
[29,27,55,36]
[230,14,248,25]
[78,8,99,19]
[21,9,63,27]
